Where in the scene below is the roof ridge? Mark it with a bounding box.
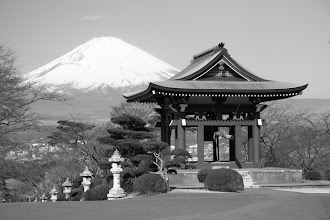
[192,42,226,60]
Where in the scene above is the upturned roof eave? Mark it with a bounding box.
[123,85,153,102]
[149,82,308,94]
[124,82,308,102]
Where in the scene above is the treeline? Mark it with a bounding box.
[259,103,330,173]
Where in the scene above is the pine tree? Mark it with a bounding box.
[98,114,172,191]
[98,114,155,160]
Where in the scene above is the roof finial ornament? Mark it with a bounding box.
[218,42,225,48]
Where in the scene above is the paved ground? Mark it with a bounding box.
[272,187,330,194]
[1,188,330,220]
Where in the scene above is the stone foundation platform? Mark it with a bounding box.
[168,167,302,188]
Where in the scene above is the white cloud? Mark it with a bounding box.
[79,16,104,21]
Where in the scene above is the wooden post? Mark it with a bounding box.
[177,123,185,150]
[229,127,235,161]
[165,115,171,145]
[161,114,171,145]
[248,126,254,162]
[161,114,166,143]
[252,123,261,167]
[197,125,204,165]
[235,125,242,164]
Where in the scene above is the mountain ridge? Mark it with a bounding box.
[27,36,179,92]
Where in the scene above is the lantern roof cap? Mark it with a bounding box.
[62,178,73,187]
[80,166,93,177]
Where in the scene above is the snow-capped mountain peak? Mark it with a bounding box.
[27,36,179,91]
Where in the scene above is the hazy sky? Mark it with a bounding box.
[1,0,329,99]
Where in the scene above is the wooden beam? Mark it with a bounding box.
[185,104,256,113]
[169,119,255,127]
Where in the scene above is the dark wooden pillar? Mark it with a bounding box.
[161,113,172,162]
[160,114,171,146]
[235,125,242,164]
[197,125,204,165]
[165,115,171,145]
[177,124,185,149]
[252,122,261,167]
[248,126,254,162]
[161,114,166,143]
[229,127,235,161]
[174,127,178,147]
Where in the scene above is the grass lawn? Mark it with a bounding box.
[1,188,329,220]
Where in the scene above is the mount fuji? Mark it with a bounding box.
[27,37,179,122]
[28,36,178,92]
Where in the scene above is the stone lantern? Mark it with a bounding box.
[40,193,47,202]
[49,186,58,202]
[62,178,73,199]
[107,149,126,200]
[80,166,93,192]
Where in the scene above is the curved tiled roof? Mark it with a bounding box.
[171,44,266,82]
[124,43,308,103]
[151,80,307,92]
[123,81,308,102]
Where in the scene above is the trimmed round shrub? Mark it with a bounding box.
[132,154,154,163]
[185,164,197,170]
[121,167,137,179]
[164,161,173,168]
[324,169,330,181]
[56,192,66,201]
[97,161,113,170]
[72,176,83,189]
[167,169,177,175]
[91,177,104,188]
[108,177,135,193]
[305,170,322,180]
[121,177,135,193]
[85,185,110,201]
[9,193,24,202]
[171,149,191,158]
[101,178,109,185]
[70,186,83,201]
[118,167,138,193]
[120,161,133,169]
[137,159,158,174]
[197,168,212,183]
[205,168,244,192]
[68,196,80,201]
[172,156,186,166]
[132,173,166,194]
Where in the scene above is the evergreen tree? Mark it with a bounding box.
[98,114,155,160]
[98,114,171,191]
[48,119,107,165]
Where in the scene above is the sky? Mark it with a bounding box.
[1,0,330,99]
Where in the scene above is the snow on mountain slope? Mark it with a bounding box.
[27,37,179,91]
